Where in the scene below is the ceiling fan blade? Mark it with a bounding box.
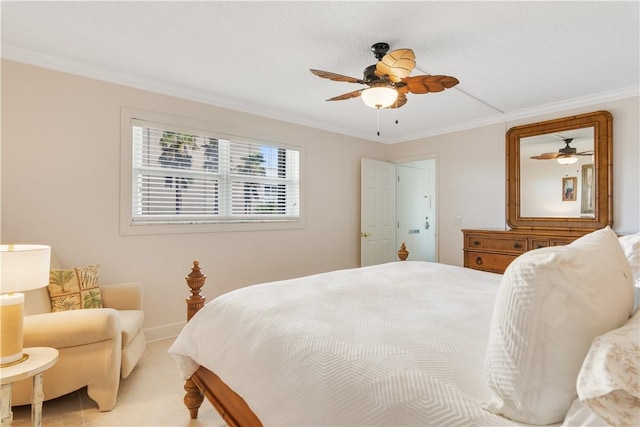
[326,89,363,102]
[577,151,594,156]
[310,69,367,84]
[401,75,460,94]
[376,48,416,83]
[530,153,561,160]
[385,92,408,109]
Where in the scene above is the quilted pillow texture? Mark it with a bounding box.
[577,309,640,427]
[48,264,102,311]
[484,226,634,425]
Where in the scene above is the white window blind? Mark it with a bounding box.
[130,120,300,225]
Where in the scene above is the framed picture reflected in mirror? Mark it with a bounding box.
[562,176,577,202]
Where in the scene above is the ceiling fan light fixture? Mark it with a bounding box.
[557,155,578,165]
[361,86,398,109]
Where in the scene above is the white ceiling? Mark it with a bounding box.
[2,1,638,144]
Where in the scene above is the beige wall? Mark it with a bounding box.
[2,60,638,340]
[388,97,640,266]
[1,60,387,339]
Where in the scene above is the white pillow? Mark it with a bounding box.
[619,232,640,285]
[619,233,640,311]
[484,226,634,425]
[577,309,640,427]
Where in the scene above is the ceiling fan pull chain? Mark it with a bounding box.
[377,107,381,136]
[395,98,399,124]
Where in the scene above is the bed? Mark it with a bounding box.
[169,228,639,427]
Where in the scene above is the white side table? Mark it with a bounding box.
[0,347,58,427]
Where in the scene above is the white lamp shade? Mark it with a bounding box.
[361,86,398,109]
[557,156,579,165]
[0,244,51,293]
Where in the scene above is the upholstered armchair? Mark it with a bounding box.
[10,268,145,412]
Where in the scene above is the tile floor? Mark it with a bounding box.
[11,339,226,426]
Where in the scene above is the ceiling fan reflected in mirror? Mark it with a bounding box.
[310,42,459,110]
[530,138,594,165]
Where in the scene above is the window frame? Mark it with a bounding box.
[120,107,305,235]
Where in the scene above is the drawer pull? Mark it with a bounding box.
[473,240,480,246]
[513,243,521,249]
[475,256,483,265]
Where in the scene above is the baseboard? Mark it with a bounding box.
[144,321,186,343]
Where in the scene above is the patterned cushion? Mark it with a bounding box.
[484,226,634,424]
[48,264,102,311]
[577,309,640,427]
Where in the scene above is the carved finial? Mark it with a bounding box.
[188,260,202,278]
[398,242,409,261]
[186,260,206,321]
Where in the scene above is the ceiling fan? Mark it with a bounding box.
[310,42,459,109]
[530,138,594,165]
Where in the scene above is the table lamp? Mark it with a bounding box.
[0,244,51,367]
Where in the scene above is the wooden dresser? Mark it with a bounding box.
[462,229,590,274]
[464,111,613,275]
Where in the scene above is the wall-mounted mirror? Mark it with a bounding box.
[506,111,612,230]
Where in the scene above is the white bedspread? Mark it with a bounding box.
[170,261,535,426]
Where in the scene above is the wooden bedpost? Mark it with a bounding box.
[184,260,206,418]
[184,378,204,419]
[186,259,206,321]
[398,242,409,261]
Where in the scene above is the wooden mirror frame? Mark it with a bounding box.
[506,110,613,230]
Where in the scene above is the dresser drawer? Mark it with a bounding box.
[465,235,528,254]
[531,238,574,249]
[549,238,574,246]
[464,251,518,274]
[531,239,549,250]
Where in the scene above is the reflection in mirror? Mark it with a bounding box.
[506,110,612,231]
[520,127,595,218]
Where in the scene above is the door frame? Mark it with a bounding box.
[393,153,439,262]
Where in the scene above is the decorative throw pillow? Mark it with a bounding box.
[48,264,102,312]
[484,226,634,425]
[619,233,640,313]
[619,232,640,286]
[577,309,640,427]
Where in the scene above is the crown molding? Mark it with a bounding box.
[3,44,638,144]
[390,85,640,144]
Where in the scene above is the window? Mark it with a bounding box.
[121,109,303,234]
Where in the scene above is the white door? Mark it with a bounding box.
[361,158,397,267]
[396,161,437,262]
